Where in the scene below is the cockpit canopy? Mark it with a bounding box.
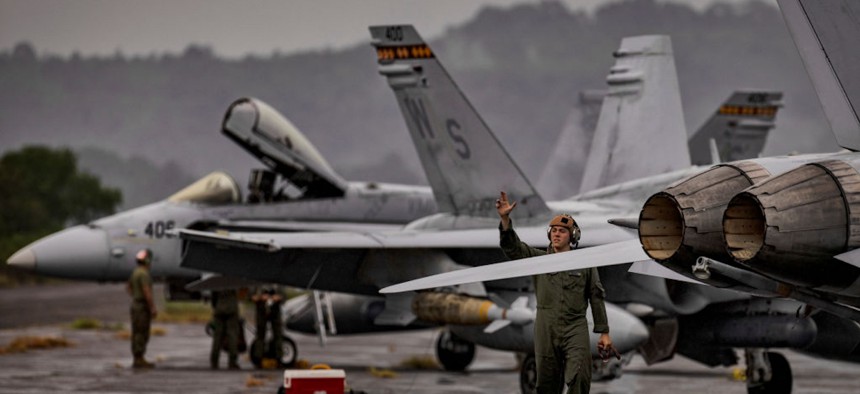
[222,97,347,198]
[168,172,241,205]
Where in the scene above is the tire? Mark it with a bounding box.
[519,353,537,394]
[435,330,475,371]
[747,352,792,394]
[280,335,298,367]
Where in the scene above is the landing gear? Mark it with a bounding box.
[745,349,792,394]
[250,333,297,368]
[435,330,475,371]
[519,353,537,394]
[281,334,298,366]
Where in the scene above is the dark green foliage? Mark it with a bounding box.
[0,146,122,269]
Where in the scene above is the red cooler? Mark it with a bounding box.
[283,369,345,394]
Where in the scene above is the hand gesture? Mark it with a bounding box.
[496,191,517,229]
[495,191,517,217]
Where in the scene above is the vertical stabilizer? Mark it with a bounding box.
[778,0,860,151]
[538,90,606,199]
[370,25,550,219]
[688,91,783,165]
[579,35,690,193]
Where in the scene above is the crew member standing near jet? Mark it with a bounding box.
[496,191,616,393]
[252,288,284,367]
[127,249,157,369]
[210,289,241,369]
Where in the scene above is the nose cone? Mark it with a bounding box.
[7,225,110,280]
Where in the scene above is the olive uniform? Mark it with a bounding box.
[500,221,609,394]
[210,289,240,369]
[129,265,154,364]
[253,292,284,365]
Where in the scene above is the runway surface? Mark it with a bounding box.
[0,282,858,393]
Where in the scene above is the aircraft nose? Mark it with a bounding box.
[7,225,110,280]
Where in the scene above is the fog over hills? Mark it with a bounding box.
[0,0,838,205]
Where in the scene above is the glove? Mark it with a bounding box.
[597,342,621,362]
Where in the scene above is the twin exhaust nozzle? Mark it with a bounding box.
[639,160,860,297]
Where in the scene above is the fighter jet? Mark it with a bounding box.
[6,96,438,295]
[382,1,860,392]
[177,25,817,393]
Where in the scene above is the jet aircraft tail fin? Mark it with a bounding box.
[688,91,783,165]
[778,0,860,151]
[579,35,690,193]
[370,25,550,219]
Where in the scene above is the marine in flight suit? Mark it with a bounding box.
[496,191,614,394]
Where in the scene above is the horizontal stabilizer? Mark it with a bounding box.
[380,239,648,293]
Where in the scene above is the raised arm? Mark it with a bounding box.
[495,191,517,230]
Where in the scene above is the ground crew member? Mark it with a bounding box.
[127,248,157,369]
[495,191,616,393]
[251,288,285,367]
[210,289,241,369]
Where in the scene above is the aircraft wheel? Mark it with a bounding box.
[747,352,792,394]
[519,353,537,394]
[280,335,298,367]
[435,330,475,371]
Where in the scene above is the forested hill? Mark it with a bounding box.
[0,0,837,200]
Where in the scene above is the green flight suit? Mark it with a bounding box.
[128,266,153,360]
[210,289,240,368]
[253,295,284,364]
[500,222,609,394]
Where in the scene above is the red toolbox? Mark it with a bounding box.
[282,369,345,394]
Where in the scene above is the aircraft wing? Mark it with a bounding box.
[179,220,634,294]
[216,220,404,233]
[380,239,648,293]
[180,226,621,251]
[183,274,269,292]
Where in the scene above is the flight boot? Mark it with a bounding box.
[132,357,155,369]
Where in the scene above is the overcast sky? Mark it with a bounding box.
[0,0,774,58]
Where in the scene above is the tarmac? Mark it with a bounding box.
[1,282,858,394]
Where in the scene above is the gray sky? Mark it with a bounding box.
[0,0,771,58]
